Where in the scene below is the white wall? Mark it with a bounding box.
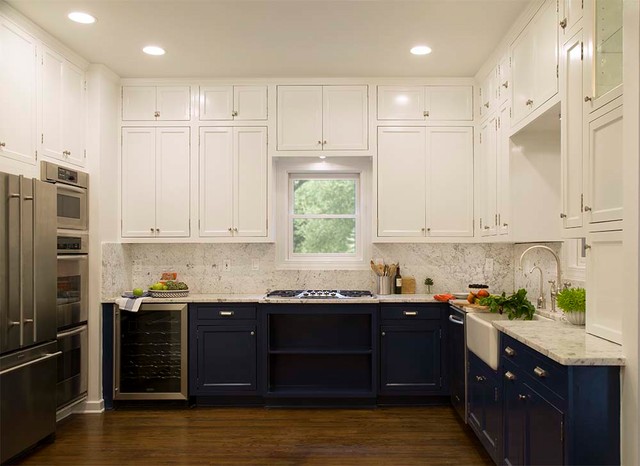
[621,1,639,464]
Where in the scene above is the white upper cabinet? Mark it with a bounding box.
[122,85,191,121]
[277,85,367,151]
[560,0,584,35]
[497,54,511,105]
[586,229,623,344]
[0,18,37,164]
[479,68,497,121]
[377,127,426,237]
[583,0,623,113]
[511,0,558,124]
[560,30,585,231]
[121,127,190,238]
[322,86,368,150]
[479,115,498,237]
[586,102,623,225]
[199,85,267,121]
[377,86,472,121]
[425,127,474,237]
[199,127,267,237]
[41,46,85,166]
[377,126,473,238]
[496,103,511,235]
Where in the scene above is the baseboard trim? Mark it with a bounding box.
[82,399,105,413]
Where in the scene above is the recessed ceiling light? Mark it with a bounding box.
[319,155,327,160]
[68,12,96,24]
[410,45,432,55]
[143,46,166,56]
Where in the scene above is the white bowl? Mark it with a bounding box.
[564,311,585,325]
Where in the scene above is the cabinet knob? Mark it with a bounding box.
[317,140,322,145]
[423,110,430,117]
[560,213,567,218]
[518,394,527,401]
[526,99,534,106]
[0,142,6,148]
[155,228,160,233]
[484,102,490,108]
[23,318,34,324]
[484,226,490,230]
[322,140,327,145]
[426,227,431,233]
[250,331,255,336]
[381,331,386,336]
[228,227,233,232]
[150,228,154,233]
[533,366,548,378]
[584,205,592,212]
[232,110,238,117]
[503,223,509,227]
[559,18,567,29]
[154,111,160,118]
[584,96,593,103]
[233,227,238,232]
[584,244,592,250]
[502,81,509,89]
[475,375,485,382]
[504,346,516,357]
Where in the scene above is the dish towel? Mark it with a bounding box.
[115,292,150,312]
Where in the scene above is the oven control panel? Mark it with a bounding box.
[57,234,88,254]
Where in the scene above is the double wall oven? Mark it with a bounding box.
[42,162,89,411]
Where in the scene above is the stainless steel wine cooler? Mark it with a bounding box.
[114,303,188,400]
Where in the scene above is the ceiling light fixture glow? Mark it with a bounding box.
[68,12,96,24]
[143,46,166,56]
[410,45,432,55]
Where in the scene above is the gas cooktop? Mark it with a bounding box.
[265,289,375,299]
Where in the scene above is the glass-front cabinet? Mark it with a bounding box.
[585,0,623,111]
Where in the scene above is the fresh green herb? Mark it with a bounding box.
[424,277,434,286]
[478,288,536,320]
[556,287,586,313]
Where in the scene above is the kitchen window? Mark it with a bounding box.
[564,238,587,282]
[276,159,370,269]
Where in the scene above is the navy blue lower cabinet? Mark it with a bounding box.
[500,333,620,466]
[189,304,260,398]
[467,351,502,465]
[380,322,442,394]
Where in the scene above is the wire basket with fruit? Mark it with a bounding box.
[149,280,190,298]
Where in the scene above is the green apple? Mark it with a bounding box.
[132,288,144,297]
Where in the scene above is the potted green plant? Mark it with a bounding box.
[478,289,536,320]
[424,277,434,293]
[556,287,586,325]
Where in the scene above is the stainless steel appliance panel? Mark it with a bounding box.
[56,255,88,329]
[41,161,89,231]
[56,325,88,409]
[57,231,88,254]
[0,341,59,464]
[114,303,188,400]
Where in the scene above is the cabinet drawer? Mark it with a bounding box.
[501,334,567,398]
[195,305,257,321]
[380,306,441,320]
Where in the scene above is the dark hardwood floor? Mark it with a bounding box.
[15,406,492,466]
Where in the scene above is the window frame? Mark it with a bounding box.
[564,238,587,282]
[275,158,371,270]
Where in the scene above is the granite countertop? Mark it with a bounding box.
[105,293,443,304]
[492,319,626,366]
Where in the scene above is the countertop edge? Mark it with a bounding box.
[102,293,445,304]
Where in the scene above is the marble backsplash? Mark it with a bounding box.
[101,242,519,299]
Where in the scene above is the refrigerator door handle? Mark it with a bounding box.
[0,351,61,376]
[18,176,24,346]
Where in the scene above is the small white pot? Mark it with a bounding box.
[564,311,585,325]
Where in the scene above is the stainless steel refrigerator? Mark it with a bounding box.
[0,172,58,464]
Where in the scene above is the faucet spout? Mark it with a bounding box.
[529,266,546,309]
[519,245,562,312]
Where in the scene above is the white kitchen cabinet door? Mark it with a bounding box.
[479,116,497,237]
[199,127,234,236]
[156,86,191,121]
[377,86,425,120]
[586,229,623,344]
[425,127,474,237]
[532,0,559,108]
[122,86,156,121]
[479,67,497,121]
[0,18,37,164]
[586,103,623,224]
[497,54,511,105]
[277,86,323,150]
[511,26,535,124]
[377,127,426,237]
[155,128,190,237]
[199,86,233,120]
[497,104,511,235]
[425,86,473,121]
[61,61,85,166]
[41,47,64,160]
[234,127,267,236]
[322,85,368,150]
[121,128,156,237]
[561,30,585,230]
[560,0,584,35]
[234,86,268,120]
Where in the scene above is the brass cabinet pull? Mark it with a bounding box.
[219,311,234,317]
[232,111,238,117]
[154,111,160,118]
[0,142,6,148]
[518,394,527,401]
[560,18,567,29]
[584,96,593,102]
[504,346,516,357]
[502,81,509,89]
[403,311,417,316]
[504,371,516,381]
[533,366,548,378]
[423,110,430,117]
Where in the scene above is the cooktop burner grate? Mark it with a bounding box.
[265,289,374,299]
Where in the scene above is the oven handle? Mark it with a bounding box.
[56,184,87,195]
[448,315,465,325]
[57,325,87,339]
[57,254,88,261]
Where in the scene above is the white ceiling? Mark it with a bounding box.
[6,0,530,78]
